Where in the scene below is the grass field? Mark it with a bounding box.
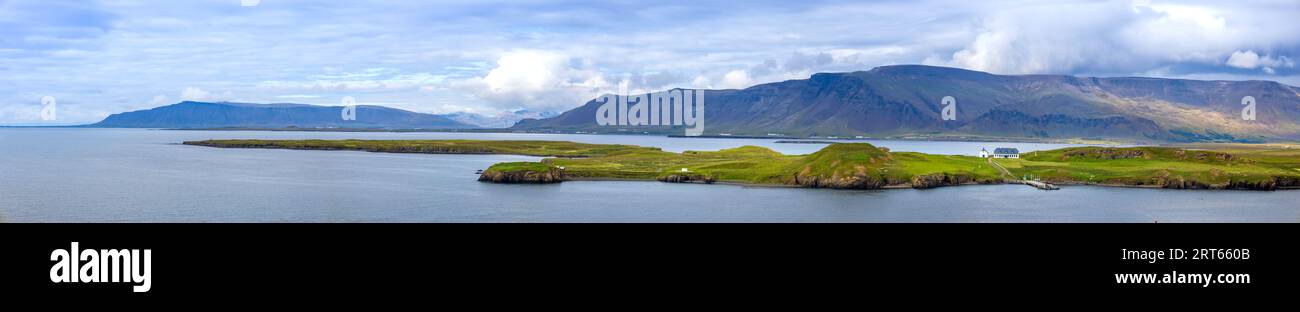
[186,139,1300,190]
[184,139,656,157]
[999,146,1300,188]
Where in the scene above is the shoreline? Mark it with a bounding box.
[149,127,1142,145]
[1049,180,1300,191]
[184,139,1300,192]
[567,177,1300,192]
[19,126,1299,147]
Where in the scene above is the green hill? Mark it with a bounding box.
[1003,146,1300,189]
[514,65,1300,143]
[185,139,1300,190]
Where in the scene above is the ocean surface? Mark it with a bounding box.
[1,128,1297,222]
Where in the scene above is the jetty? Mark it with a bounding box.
[987,158,1058,190]
[1022,180,1060,190]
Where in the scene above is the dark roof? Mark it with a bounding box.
[993,148,1020,155]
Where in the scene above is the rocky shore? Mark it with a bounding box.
[658,174,717,184]
[475,170,1296,191]
[477,167,566,184]
[1154,176,1300,191]
[789,171,893,189]
[186,139,1300,192]
[909,173,1001,189]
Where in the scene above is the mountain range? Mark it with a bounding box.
[86,65,1300,142]
[91,101,474,129]
[441,110,559,128]
[514,65,1300,142]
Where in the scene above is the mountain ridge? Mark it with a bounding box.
[91,101,474,129]
[514,65,1300,142]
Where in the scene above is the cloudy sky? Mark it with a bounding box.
[1,0,1297,125]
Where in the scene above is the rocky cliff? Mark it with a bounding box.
[477,167,566,184]
[910,173,1001,189]
[514,65,1300,142]
[658,174,716,184]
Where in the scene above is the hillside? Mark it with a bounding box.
[1002,146,1300,189]
[513,65,1300,142]
[185,139,1300,190]
[92,101,473,129]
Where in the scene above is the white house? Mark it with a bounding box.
[992,148,1020,159]
[979,148,990,158]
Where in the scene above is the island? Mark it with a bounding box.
[182,140,1300,191]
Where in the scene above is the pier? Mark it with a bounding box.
[988,158,1059,190]
[1022,180,1060,190]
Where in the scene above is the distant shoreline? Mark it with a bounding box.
[184,139,1300,191]
[156,126,1135,145]
[10,126,1299,148]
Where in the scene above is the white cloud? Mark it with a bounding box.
[719,70,755,89]
[179,87,211,101]
[690,75,712,89]
[1227,51,1263,68]
[481,51,569,94]
[179,87,232,102]
[149,95,169,105]
[455,50,614,112]
[1226,50,1294,71]
[941,1,1138,74]
[935,1,1299,75]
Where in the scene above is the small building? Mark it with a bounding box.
[978,148,990,158]
[992,148,1020,159]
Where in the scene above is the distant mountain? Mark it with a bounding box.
[514,65,1300,142]
[92,101,474,129]
[440,110,559,128]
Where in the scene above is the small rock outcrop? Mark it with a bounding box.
[1154,176,1295,191]
[791,170,891,189]
[909,173,1000,189]
[477,167,566,184]
[658,174,716,184]
[911,173,966,189]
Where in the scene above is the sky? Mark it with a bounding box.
[1,0,1298,125]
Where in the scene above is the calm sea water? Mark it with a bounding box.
[1,128,1296,222]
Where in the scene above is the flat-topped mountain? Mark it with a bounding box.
[514,65,1300,142]
[92,101,473,129]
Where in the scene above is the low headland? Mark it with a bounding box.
[183,139,1300,191]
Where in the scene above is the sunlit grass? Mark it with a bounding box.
[186,139,1300,189]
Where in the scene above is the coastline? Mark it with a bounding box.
[150,126,1139,145]
[30,126,1290,147]
[572,177,1300,191]
[184,139,1300,192]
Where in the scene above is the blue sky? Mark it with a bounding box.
[2,0,1298,125]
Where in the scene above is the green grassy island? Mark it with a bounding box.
[183,139,1300,190]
